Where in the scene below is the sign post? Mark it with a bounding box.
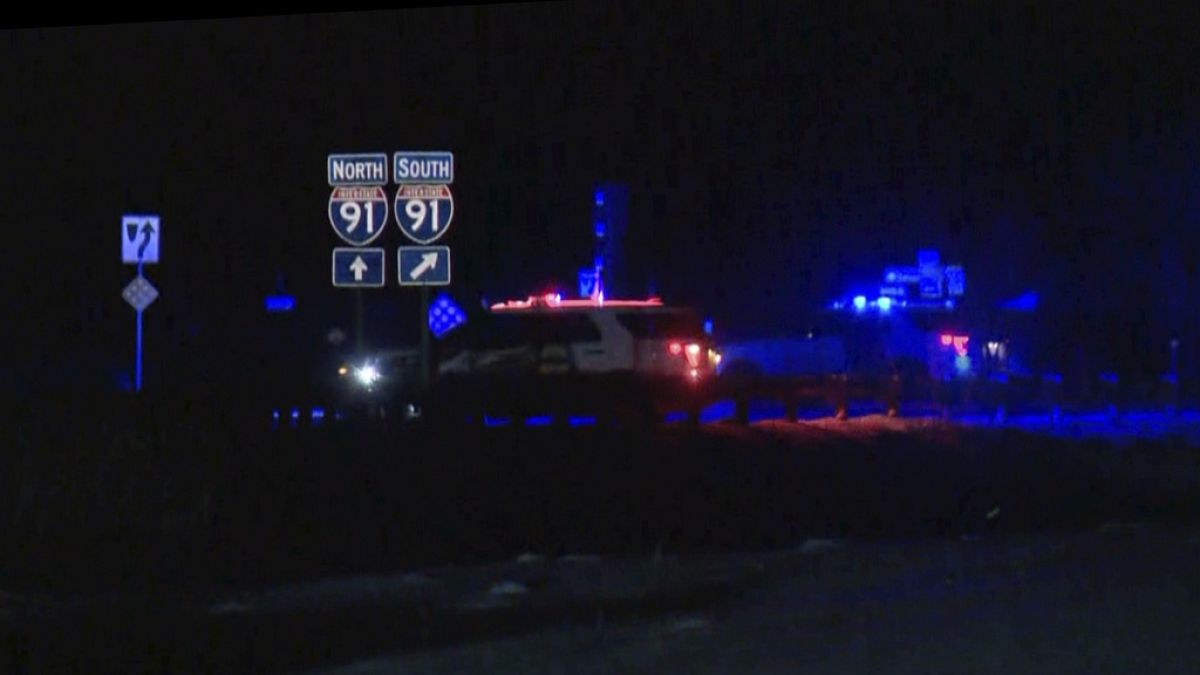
[395,151,454,393]
[121,214,161,392]
[328,154,389,358]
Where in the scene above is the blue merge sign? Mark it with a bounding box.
[332,247,385,288]
[398,246,451,286]
[393,151,453,184]
[329,186,389,246]
[394,185,453,244]
[327,153,388,186]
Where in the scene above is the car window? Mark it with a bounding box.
[474,313,601,349]
[616,310,704,339]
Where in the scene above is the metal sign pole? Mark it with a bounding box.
[136,260,144,393]
[420,287,432,391]
[355,288,364,356]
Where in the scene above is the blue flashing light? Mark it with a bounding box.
[291,408,300,420]
[525,415,554,426]
[312,407,325,420]
[594,221,606,238]
[877,296,893,312]
[483,415,511,427]
[265,294,295,313]
[1100,372,1119,385]
[704,319,713,335]
[664,411,688,423]
[429,293,467,339]
[1001,291,1039,312]
[567,415,596,427]
[853,295,868,312]
[271,409,280,420]
[945,299,955,310]
[1043,373,1063,384]
[594,190,604,206]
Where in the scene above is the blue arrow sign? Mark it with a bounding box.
[332,247,385,288]
[121,214,160,264]
[327,153,388,186]
[393,151,454,184]
[329,186,389,246]
[398,246,450,286]
[394,184,453,244]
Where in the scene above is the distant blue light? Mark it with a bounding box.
[853,296,868,311]
[1043,373,1063,383]
[265,294,295,313]
[312,407,325,420]
[483,415,511,427]
[272,409,280,420]
[700,400,735,423]
[594,221,606,238]
[567,415,596,427]
[704,319,713,335]
[877,297,893,312]
[1100,372,1119,385]
[1001,291,1039,312]
[291,408,300,420]
[525,415,554,426]
[664,411,688,423]
[594,190,604,206]
[945,299,955,309]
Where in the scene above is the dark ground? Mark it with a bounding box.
[2,402,1199,673]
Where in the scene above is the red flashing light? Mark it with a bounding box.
[952,336,969,357]
[669,342,682,355]
[491,295,663,311]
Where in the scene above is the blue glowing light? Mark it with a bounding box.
[525,415,554,426]
[567,415,596,427]
[265,294,295,313]
[311,407,325,420]
[704,319,713,335]
[853,296,868,311]
[429,293,467,338]
[594,221,606,238]
[1001,291,1039,312]
[664,411,688,423]
[594,190,605,206]
[483,415,511,427]
[877,297,893,312]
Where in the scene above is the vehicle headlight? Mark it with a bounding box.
[355,364,380,387]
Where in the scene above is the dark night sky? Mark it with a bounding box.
[4,3,1200,385]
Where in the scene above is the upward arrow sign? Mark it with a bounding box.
[349,255,369,281]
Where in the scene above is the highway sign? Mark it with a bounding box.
[394,185,454,244]
[393,151,454,184]
[332,247,385,288]
[328,153,388,186]
[329,186,389,246]
[398,246,451,286]
[122,214,160,264]
[122,275,159,311]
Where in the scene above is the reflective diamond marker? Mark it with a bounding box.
[122,276,159,312]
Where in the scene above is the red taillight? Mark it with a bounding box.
[668,342,683,355]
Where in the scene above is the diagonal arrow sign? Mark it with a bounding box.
[350,255,369,281]
[408,252,439,280]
